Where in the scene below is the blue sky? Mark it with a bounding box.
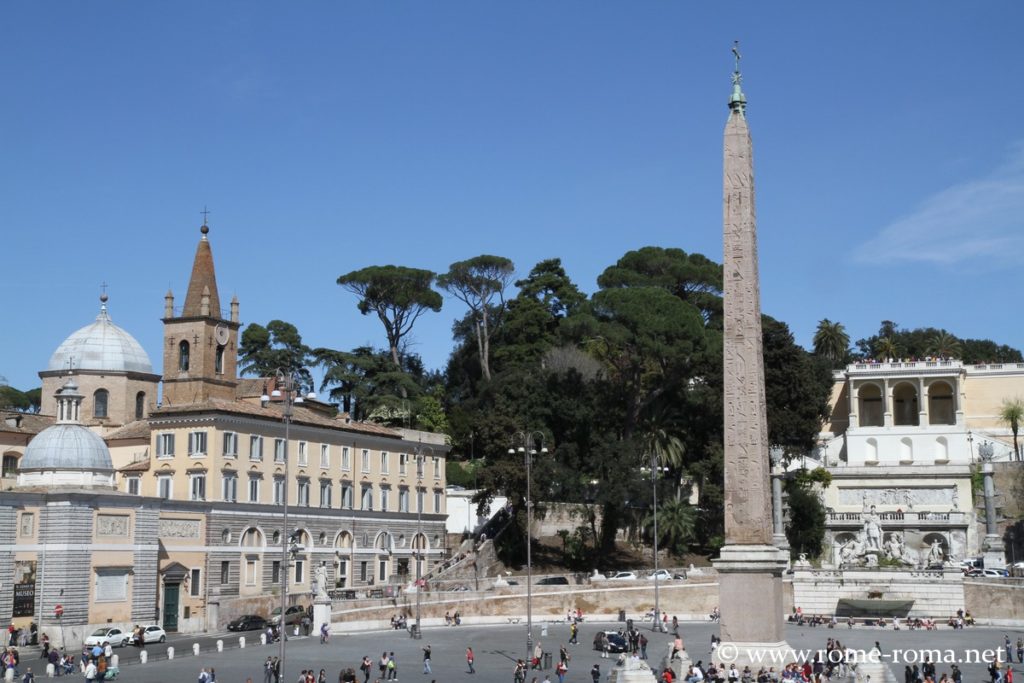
[2,3,1023,392]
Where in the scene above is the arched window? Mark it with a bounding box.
[893,383,920,426]
[215,345,225,374]
[135,392,146,420]
[857,384,883,427]
[94,389,109,418]
[928,382,955,425]
[334,531,353,549]
[179,340,190,372]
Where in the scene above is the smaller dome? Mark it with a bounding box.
[20,424,114,473]
[47,299,154,374]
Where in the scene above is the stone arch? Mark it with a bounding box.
[857,383,884,427]
[240,527,265,548]
[334,531,353,549]
[374,531,393,552]
[921,532,950,562]
[179,340,190,372]
[928,381,955,425]
[135,391,146,420]
[411,532,429,551]
[892,382,919,426]
[294,528,312,548]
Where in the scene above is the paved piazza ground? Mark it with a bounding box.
[77,620,1024,683]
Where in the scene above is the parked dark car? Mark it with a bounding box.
[227,614,268,631]
[537,576,570,586]
[593,631,628,653]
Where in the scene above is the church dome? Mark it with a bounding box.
[17,379,115,489]
[47,297,154,374]
[20,424,114,473]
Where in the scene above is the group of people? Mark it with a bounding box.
[389,615,408,630]
[443,611,463,626]
[6,623,37,648]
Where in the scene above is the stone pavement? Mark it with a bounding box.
[96,621,1023,683]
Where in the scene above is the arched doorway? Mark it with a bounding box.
[893,383,919,426]
[857,384,884,427]
[928,382,956,425]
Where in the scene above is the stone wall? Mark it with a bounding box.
[532,502,602,538]
[327,577,721,632]
[963,579,1024,625]
[792,568,965,618]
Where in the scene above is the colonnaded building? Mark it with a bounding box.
[0,224,449,646]
[818,358,1022,566]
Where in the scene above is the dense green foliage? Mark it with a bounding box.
[854,320,1023,364]
[784,468,832,559]
[239,320,314,393]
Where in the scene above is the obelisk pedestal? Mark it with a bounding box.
[711,44,793,667]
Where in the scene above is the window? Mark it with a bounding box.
[294,560,304,584]
[242,527,263,547]
[341,483,353,509]
[320,444,330,469]
[399,453,408,475]
[361,485,372,511]
[179,340,190,372]
[157,433,175,458]
[273,477,284,505]
[275,439,286,463]
[215,345,225,374]
[189,473,206,501]
[222,474,237,502]
[188,431,208,456]
[432,456,440,479]
[223,432,238,458]
[125,476,140,495]
[94,568,129,602]
[341,447,350,470]
[433,490,442,513]
[245,560,257,586]
[379,486,389,512]
[378,559,388,582]
[189,568,201,597]
[220,561,230,585]
[320,480,332,508]
[361,449,370,473]
[250,435,263,461]
[135,392,146,420]
[93,389,109,418]
[2,454,18,477]
[158,475,173,500]
[271,561,281,585]
[298,441,308,466]
[297,479,310,507]
[380,451,389,474]
[359,561,368,583]
[399,488,409,513]
[248,476,260,503]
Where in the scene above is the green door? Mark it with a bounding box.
[162,583,180,632]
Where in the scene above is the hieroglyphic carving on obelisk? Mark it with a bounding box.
[722,41,773,546]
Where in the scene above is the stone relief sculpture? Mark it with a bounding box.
[926,540,945,567]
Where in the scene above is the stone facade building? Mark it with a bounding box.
[0,223,448,646]
[817,359,1022,566]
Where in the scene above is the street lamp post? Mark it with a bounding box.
[641,455,668,632]
[262,371,316,681]
[510,431,547,666]
[413,443,434,639]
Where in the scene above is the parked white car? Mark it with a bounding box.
[646,569,674,581]
[84,627,128,648]
[608,571,638,581]
[130,625,166,644]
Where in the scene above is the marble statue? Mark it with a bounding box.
[862,505,883,551]
[314,564,330,600]
[927,540,945,566]
[883,533,916,567]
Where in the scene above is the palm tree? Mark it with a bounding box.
[875,337,900,361]
[926,332,962,359]
[642,499,696,555]
[641,426,685,471]
[812,319,850,366]
[999,397,1024,461]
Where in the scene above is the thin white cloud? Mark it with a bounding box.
[853,143,1024,265]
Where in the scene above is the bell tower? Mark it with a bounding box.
[161,222,240,406]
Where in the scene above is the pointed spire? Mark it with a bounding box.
[97,288,111,321]
[728,40,747,115]
[181,222,223,318]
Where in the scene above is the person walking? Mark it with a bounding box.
[640,634,648,660]
[387,652,398,681]
[265,657,274,683]
[320,623,330,645]
[569,623,578,646]
[360,657,372,683]
[466,647,475,674]
[423,646,432,675]
[591,665,601,683]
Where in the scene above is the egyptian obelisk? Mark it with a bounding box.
[712,42,791,663]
